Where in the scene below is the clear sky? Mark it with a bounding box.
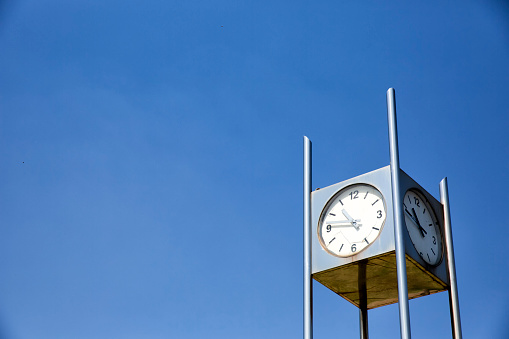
[0,1,508,338]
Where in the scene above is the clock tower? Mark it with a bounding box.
[302,89,462,339]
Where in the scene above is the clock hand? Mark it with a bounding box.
[404,208,416,222]
[327,222,363,227]
[411,208,427,237]
[405,208,426,237]
[341,209,360,230]
[327,219,361,224]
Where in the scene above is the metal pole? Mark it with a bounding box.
[386,88,411,339]
[358,260,368,339]
[303,136,313,339]
[439,178,463,339]
[359,306,368,339]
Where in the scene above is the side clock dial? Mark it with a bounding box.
[318,184,386,257]
[403,189,443,266]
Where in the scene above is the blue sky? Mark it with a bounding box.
[0,1,508,338]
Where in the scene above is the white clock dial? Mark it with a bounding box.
[318,184,386,257]
[403,189,443,266]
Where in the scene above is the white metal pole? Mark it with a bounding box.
[303,136,313,339]
[439,178,463,339]
[386,88,411,339]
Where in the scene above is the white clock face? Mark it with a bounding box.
[318,184,386,257]
[403,189,443,266]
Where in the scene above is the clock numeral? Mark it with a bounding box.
[431,247,435,255]
[328,237,335,245]
[364,238,369,244]
[377,210,382,218]
[350,190,359,200]
[408,196,411,204]
[326,225,331,232]
[427,253,431,262]
[338,199,343,206]
[423,208,426,214]
[372,227,379,230]
[364,191,369,199]
[372,199,379,206]
[351,244,357,252]
[432,236,436,245]
[339,244,344,252]
[414,197,420,207]
[329,213,336,216]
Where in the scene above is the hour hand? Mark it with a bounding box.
[341,209,360,230]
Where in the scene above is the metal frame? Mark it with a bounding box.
[387,88,411,339]
[303,136,313,339]
[440,178,463,339]
[303,89,462,339]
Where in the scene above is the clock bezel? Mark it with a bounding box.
[317,183,387,258]
[403,188,444,267]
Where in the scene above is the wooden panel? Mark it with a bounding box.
[312,251,448,309]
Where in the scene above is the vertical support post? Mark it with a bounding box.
[386,88,411,339]
[358,260,369,339]
[303,136,313,339]
[440,178,463,339]
[359,305,368,339]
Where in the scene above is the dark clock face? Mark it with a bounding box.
[318,184,386,257]
[403,189,443,266]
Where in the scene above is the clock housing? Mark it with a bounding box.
[311,166,449,309]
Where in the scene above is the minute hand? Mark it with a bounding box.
[327,219,361,224]
[411,208,427,237]
[327,221,363,227]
